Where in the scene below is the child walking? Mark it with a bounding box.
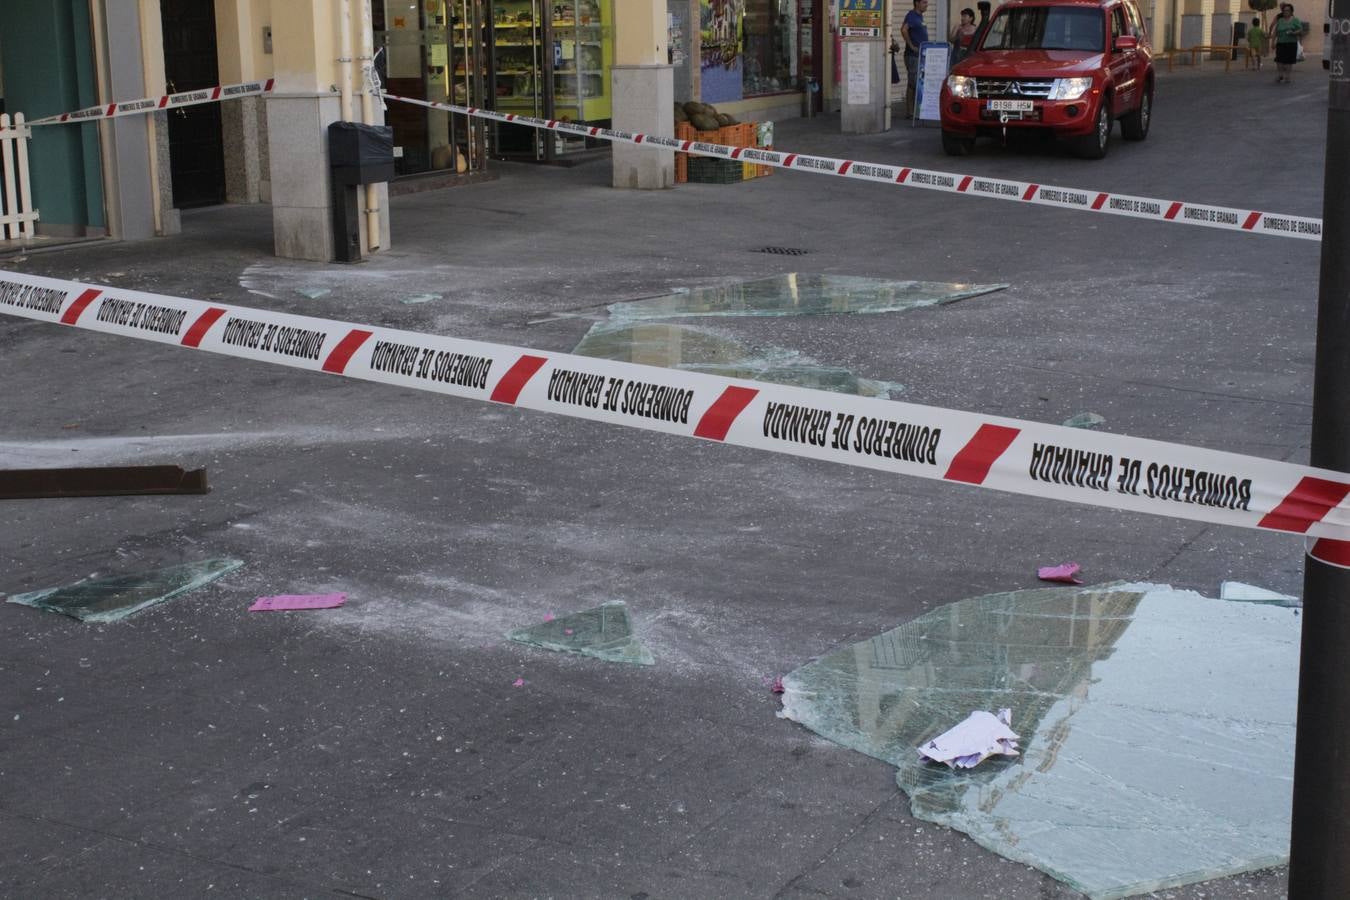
[1247,17,1266,70]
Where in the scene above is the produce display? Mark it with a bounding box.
[675,101,739,133]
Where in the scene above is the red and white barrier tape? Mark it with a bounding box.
[18,81,1322,242]
[384,93,1323,243]
[2,270,1347,567]
[25,79,275,126]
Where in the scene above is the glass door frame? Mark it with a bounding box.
[487,0,553,161]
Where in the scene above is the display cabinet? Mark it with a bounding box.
[450,0,612,159]
[376,0,489,176]
[550,0,614,132]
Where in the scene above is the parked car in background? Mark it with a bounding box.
[939,0,1154,158]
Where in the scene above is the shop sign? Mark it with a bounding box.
[839,0,883,30]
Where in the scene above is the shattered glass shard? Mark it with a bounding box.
[1062,412,1106,429]
[507,601,654,666]
[778,583,1299,899]
[574,323,902,398]
[603,274,1007,323]
[1220,581,1300,607]
[6,559,244,623]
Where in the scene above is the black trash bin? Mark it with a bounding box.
[327,121,394,262]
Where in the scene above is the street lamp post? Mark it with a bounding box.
[1287,2,1350,895]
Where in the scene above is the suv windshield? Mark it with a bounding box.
[981,7,1105,52]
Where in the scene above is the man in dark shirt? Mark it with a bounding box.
[973,1,993,46]
[900,0,930,118]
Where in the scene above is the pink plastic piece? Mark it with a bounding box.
[249,593,347,611]
[1037,563,1084,584]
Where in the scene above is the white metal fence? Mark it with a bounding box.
[0,113,39,240]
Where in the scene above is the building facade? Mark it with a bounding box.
[0,0,1321,259]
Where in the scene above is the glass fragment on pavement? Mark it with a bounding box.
[1219,581,1300,607]
[508,601,654,666]
[604,274,1008,322]
[574,322,903,399]
[1063,412,1106,429]
[6,559,244,623]
[778,583,1299,898]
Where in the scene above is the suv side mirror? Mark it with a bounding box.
[1114,35,1139,52]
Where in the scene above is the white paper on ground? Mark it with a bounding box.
[917,708,1021,769]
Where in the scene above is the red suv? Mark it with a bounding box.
[939,0,1153,158]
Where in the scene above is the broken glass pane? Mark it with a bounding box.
[507,601,654,666]
[603,274,1007,324]
[1219,581,1300,607]
[779,583,1299,899]
[5,559,244,623]
[1062,412,1106,429]
[574,323,902,398]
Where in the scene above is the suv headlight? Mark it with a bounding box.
[946,75,976,98]
[1047,77,1093,100]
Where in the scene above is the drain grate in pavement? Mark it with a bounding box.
[752,246,810,256]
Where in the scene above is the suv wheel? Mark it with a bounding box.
[942,130,975,156]
[1121,88,1151,141]
[1076,102,1112,159]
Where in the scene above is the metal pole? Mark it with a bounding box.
[358,0,383,250]
[1288,2,1350,895]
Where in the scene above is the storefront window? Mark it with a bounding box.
[375,0,493,176]
[742,0,798,95]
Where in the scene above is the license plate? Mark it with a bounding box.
[988,99,1034,112]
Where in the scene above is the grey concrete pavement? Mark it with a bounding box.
[0,67,1325,898]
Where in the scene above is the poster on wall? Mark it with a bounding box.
[846,41,870,105]
[384,0,423,78]
[700,0,744,104]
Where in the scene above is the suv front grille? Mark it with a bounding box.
[975,78,1055,98]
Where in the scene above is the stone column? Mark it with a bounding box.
[99,0,157,240]
[266,0,337,260]
[611,1,674,190]
[215,0,267,204]
[134,0,179,235]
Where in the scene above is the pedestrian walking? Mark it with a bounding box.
[901,0,930,119]
[1246,18,1266,70]
[1271,3,1303,83]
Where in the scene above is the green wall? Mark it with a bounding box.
[0,0,105,231]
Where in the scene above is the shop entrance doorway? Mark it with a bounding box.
[490,0,615,161]
[489,0,548,159]
[377,0,613,166]
[376,0,490,177]
[160,0,226,208]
